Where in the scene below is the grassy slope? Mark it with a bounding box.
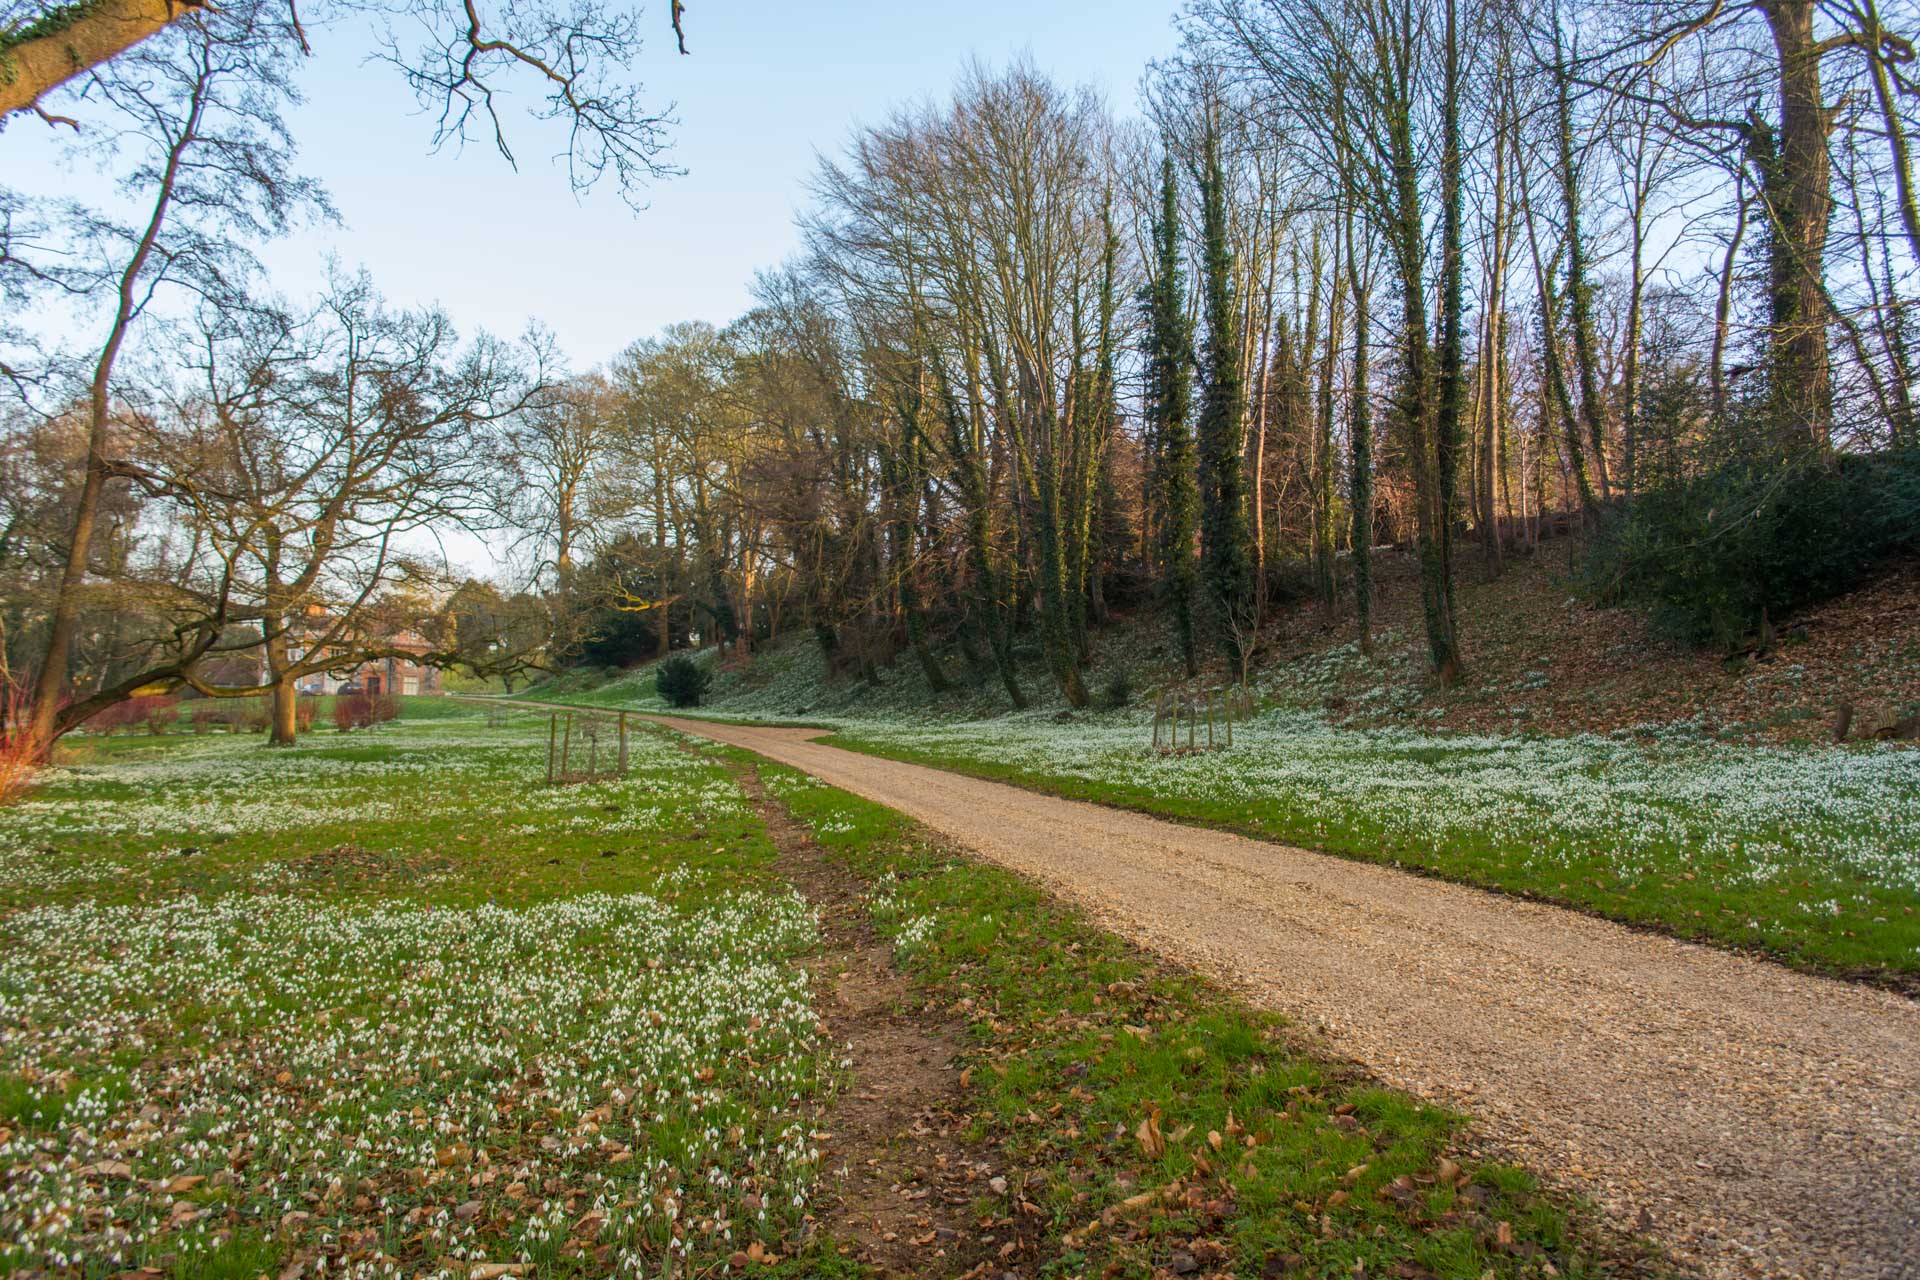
[519,555,1920,985]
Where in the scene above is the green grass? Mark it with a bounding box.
[67,693,483,742]
[752,760,1654,1279]
[0,709,848,1278]
[821,725,1920,985]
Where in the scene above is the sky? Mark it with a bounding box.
[29,0,1185,372]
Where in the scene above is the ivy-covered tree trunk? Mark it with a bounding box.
[1065,205,1121,664]
[1145,154,1201,677]
[1746,0,1837,452]
[1521,154,1599,519]
[936,357,1027,709]
[882,373,951,693]
[1429,0,1466,685]
[1309,225,1338,611]
[1196,127,1255,658]
[1015,397,1090,709]
[1548,18,1613,502]
[1344,215,1374,654]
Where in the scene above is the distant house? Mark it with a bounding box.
[293,642,442,698]
[269,609,443,697]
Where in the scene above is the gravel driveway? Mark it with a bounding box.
[651,716,1920,1280]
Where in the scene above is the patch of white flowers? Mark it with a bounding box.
[846,707,1920,892]
[0,713,837,1276]
[863,872,940,959]
[0,888,830,1275]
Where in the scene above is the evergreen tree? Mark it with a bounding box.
[1196,125,1255,656]
[1144,154,1200,676]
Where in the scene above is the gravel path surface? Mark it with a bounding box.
[651,716,1920,1280]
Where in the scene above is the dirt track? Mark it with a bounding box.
[649,716,1920,1280]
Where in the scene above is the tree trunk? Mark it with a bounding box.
[1711,177,1752,421]
[1480,114,1512,574]
[1197,125,1256,655]
[1521,148,1598,518]
[1344,211,1374,656]
[0,0,198,122]
[1623,201,1647,501]
[1756,0,1836,451]
[25,78,204,758]
[1425,0,1466,685]
[1550,15,1613,500]
[1313,223,1341,610]
[270,678,298,747]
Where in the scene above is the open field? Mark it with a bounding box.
[0,702,1638,1279]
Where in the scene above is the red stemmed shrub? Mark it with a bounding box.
[333,692,374,731]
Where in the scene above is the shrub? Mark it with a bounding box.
[190,702,255,733]
[141,695,180,735]
[370,693,400,724]
[0,680,38,805]
[1100,669,1133,709]
[655,655,712,708]
[295,695,318,732]
[80,700,135,735]
[1586,449,1920,649]
[333,692,374,732]
[82,695,176,736]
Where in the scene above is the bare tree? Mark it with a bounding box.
[128,274,550,744]
[1190,0,1468,683]
[2,0,686,202]
[505,372,618,588]
[5,3,322,757]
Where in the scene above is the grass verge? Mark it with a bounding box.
[819,724,1920,988]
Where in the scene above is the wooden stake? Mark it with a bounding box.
[561,714,573,781]
[619,712,629,773]
[547,714,558,784]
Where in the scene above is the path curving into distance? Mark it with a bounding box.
[648,716,1920,1280]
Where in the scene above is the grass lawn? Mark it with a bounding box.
[823,712,1920,985]
[0,697,1647,1278]
[1,706,835,1278]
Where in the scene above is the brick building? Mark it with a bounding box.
[271,609,443,697]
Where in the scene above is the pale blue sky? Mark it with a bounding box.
[20,1,1184,371]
